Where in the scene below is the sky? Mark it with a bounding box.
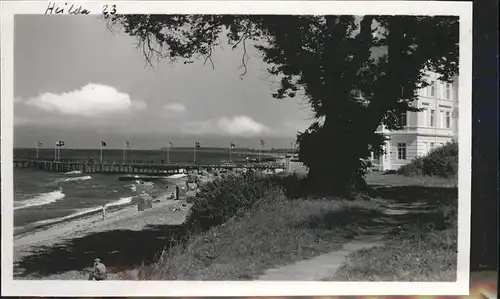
[13,15,315,150]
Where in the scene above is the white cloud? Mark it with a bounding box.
[164,103,187,113]
[217,115,270,136]
[181,116,270,136]
[24,83,146,117]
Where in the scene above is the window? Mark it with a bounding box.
[445,83,451,100]
[440,109,445,128]
[430,109,435,127]
[430,81,436,97]
[421,104,429,126]
[397,143,407,160]
[445,110,451,128]
[430,142,435,150]
[400,112,407,127]
[423,142,428,155]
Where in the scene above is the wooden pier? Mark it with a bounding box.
[13,159,287,175]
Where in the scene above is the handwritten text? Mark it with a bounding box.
[44,2,118,16]
[45,2,91,15]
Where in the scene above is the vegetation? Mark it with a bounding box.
[107,14,459,196]
[133,176,382,280]
[332,199,457,281]
[366,171,457,188]
[397,141,458,178]
[184,173,281,233]
[117,172,459,281]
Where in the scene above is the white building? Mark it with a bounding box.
[372,71,459,171]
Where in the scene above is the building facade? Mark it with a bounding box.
[372,71,459,171]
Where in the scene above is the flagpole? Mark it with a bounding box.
[193,143,196,164]
[100,143,103,164]
[36,142,39,160]
[229,143,232,163]
[259,140,264,164]
[123,142,126,163]
[167,143,170,165]
[54,144,57,161]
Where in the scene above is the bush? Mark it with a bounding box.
[397,156,425,176]
[184,173,282,233]
[398,141,458,178]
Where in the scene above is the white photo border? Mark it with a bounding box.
[1,1,472,297]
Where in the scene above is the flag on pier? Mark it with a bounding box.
[124,140,131,148]
[260,139,265,146]
[231,143,236,148]
[100,141,107,163]
[169,142,174,146]
[36,142,42,160]
[195,141,201,148]
[56,141,65,147]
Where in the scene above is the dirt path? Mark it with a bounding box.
[258,199,433,281]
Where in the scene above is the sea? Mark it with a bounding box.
[13,148,263,230]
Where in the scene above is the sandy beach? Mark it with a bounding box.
[14,191,192,280]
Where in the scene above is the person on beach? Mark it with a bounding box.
[88,258,107,281]
[101,205,107,220]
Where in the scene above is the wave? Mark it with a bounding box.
[56,175,92,183]
[14,190,66,210]
[105,196,134,207]
[26,196,136,228]
[64,170,82,175]
[29,206,98,227]
[133,180,155,186]
[167,173,187,179]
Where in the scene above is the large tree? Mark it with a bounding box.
[107,14,459,196]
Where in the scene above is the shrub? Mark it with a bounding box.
[397,156,425,176]
[184,173,282,233]
[398,141,458,178]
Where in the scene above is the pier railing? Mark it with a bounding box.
[13,159,287,175]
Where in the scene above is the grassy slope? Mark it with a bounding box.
[330,172,459,281]
[120,172,457,281]
[134,196,382,280]
[331,212,457,281]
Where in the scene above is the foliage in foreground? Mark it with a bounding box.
[183,173,281,233]
[397,141,458,178]
[136,196,382,280]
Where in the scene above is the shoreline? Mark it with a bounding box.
[14,191,175,244]
[14,201,140,237]
[14,190,192,279]
[14,174,190,235]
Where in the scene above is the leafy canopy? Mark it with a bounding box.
[107,14,459,194]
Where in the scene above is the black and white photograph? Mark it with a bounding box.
[1,1,472,297]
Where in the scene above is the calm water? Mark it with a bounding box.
[13,148,263,228]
